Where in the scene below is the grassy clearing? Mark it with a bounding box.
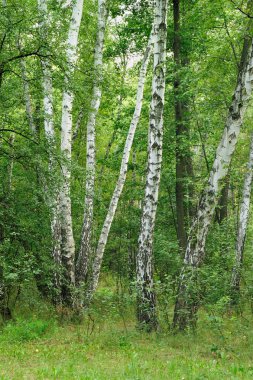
[0,310,252,380]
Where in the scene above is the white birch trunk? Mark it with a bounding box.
[38,0,62,300]
[58,0,72,8]
[76,0,107,285]
[84,35,153,303]
[173,36,253,330]
[231,132,253,298]
[37,0,55,140]
[60,0,84,297]
[136,0,168,330]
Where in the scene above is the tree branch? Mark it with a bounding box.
[230,0,253,18]
[0,129,38,144]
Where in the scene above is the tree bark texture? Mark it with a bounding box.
[60,0,84,302]
[136,0,168,331]
[76,0,107,286]
[38,0,62,302]
[231,132,253,300]
[173,34,253,331]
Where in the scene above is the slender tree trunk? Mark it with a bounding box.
[136,0,168,331]
[128,150,138,286]
[76,0,107,286]
[173,34,253,331]
[84,35,153,305]
[0,283,11,322]
[216,174,230,224]
[60,0,84,303]
[37,0,63,302]
[173,0,194,252]
[72,107,84,142]
[231,132,253,302]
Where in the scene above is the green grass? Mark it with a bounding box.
[0,311,252,380]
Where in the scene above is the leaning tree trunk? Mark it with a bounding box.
[173,34,253,331]
[84,34,153,306]
[37,0,62,302]
[76,0,107,286]
[60,0,84,304]
[231,132,253,302]
[136,0,168,331]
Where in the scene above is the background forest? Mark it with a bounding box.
[1,0,253,378]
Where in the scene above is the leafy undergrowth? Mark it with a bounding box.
[0,311,253,380]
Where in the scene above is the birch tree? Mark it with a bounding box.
[136,0,168,331]
[76,0,107,286]
[173,33,253,331]
[37,0,63,300]
[60,0,84,302]
[84,34,153,305]
[231,132,253,302]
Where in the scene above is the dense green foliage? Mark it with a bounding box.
[1,0,253,376]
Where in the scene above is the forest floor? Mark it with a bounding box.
[0,304,253,380]
[0,281,252,380]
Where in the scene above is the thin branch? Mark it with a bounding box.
[0,129,38,144]
[0,32,6,52]
[2,48,49,66]
[230,0,253,18]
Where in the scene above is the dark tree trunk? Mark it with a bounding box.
[0,283,12,323]
[216,175,230,224]
[173,0,194,252]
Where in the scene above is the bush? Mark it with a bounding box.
[0,319,53,342]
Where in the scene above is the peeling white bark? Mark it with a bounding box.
[136,0,168,329]
[85,34,153,303]
[37,0,56,151]
[37,0,55,139]
[38,0,62,299]
[185,39,253,267]
[76,0,107,285]
[231,132,253,294]
[173,36,253,330]
[60,0,84,292]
